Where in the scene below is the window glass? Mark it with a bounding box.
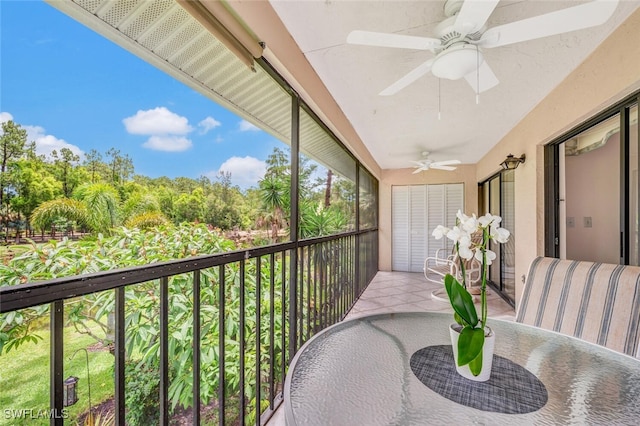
[298,108,356,238]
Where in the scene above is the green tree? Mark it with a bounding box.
[50,147,81,197]
[9,159,60,239]
[106,148,134,186]
[74,183,121,233]
[174,187,206,223]
[30,198,88,234]
[258,175,288,241]
[0,120,27,231]
[83,148,107,183]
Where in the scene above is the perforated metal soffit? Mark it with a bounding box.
[48,0,356,181]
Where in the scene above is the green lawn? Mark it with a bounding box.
[0,322,115,425]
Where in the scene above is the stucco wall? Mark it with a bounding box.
[474,8,640,306]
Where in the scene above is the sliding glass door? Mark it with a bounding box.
[546,93,639,266]
[479,171,515,306]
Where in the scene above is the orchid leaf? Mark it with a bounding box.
[444,274,478,327]
[468,348,483,376]
[457,326,485,367]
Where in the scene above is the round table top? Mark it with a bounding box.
[284,312,640,425]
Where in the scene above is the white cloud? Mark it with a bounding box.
[23,125,84,160]
[1,113,83,159]
[215,135,224,143]
[123,107,192,135]
[142,135,193,152]
[198,116,221,134]
[238,119,260,132]
[0,112,14,123]
[211,156,266,189]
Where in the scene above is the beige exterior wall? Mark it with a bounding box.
[474,8,640,306]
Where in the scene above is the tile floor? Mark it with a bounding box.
[267,270,516,425]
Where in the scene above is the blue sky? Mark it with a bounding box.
[0,0,283,189]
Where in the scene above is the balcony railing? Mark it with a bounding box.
[0,229,378,425]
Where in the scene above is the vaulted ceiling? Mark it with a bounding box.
[268,0,640,169]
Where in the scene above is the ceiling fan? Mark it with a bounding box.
[347,0,619,96]
[411,152,461,173]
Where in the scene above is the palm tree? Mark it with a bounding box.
[74,183,121,233]
[31,198,88,236]
[258,176,289,242]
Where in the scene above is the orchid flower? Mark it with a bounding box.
[475,247,497,265]
[432,225,450,240]
[491,226,510,244]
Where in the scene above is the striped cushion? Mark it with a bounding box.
[517,257,640,358]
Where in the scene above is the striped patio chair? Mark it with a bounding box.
[517,257,640,358]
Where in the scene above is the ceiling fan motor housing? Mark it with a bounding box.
[431,43,483,80]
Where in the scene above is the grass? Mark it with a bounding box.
[0,319,115,426]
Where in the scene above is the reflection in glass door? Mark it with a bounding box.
[479,171,515,306]
[560,114,620,263]
[630,105,638,265]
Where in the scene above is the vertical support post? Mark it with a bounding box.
[115,288,126,425]
[355,165,361,298]
[255,257,261,426]
[289,95,300,358]
[239,260,246,426]
[268,253,276,410]
[50,301,64,426]
[159,277,169,425]
[218,265,226,426]
[192,271,201,425]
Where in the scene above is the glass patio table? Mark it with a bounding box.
[284,312,640,425]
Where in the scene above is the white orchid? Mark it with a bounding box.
[432,225,450,240]
[437,211,510,267]
[456,210,479,234]
[458,243,474,260]
[434,211,510,377]
[491,226,510,244]
[475,247,497,265]
[445,226,465,244]
[478,213,500,228]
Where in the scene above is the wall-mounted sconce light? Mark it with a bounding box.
[500,154,526,170]
[63,376,79,407]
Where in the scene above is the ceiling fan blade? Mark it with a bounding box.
[347,30,441,51]
[412,167,426,174]
[454,0,500,36]
[430,165,457,171]
[380,58,435,96]
[479,0,619,49]
[463,60,499,93]
[432,159,461,166]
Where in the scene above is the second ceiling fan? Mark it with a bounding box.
[411,152,460,173]
[347,0,619,96]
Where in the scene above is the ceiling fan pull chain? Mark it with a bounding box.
[476,46,480,105]
[438,78,442,120]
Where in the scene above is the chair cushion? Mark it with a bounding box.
[517,257,640,358]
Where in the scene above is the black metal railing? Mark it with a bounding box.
[0,229,378,425]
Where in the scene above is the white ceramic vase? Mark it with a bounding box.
[449,323,495,382]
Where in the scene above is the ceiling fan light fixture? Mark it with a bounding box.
[431,44,482,80]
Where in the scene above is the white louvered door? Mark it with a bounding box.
[391,186,410,271]
[392,184,464,272]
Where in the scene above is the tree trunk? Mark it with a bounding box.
[324,169,333,208]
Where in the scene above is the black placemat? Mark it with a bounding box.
[410,345,548,414]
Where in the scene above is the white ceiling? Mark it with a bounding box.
[270,0,640,169]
